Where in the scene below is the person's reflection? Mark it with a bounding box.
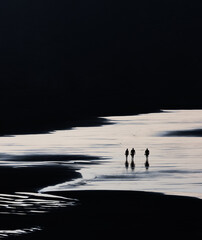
[131,159,135,170]
[125,159,129,169]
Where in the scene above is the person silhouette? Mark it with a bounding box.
[130,148,135,170]
[125,148,129,169]
[130,148,135,160]
[125,148,129,160]
[144,148,150,169]
[145,148,150,159]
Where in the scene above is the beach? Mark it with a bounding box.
[1,159,202,239]
[1,110,202,239]
[0,160,202,239]
[1,0,202,237]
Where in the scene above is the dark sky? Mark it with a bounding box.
[0,0,202,130]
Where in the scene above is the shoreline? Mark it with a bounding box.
[0,109,161,136]
[0,153,103,193]
[0,159,202,239]
[0,117,112,136]
[1,110,202,238]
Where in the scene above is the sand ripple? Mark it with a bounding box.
[0,192,76,215]
[0,227,41,239]
[0,192,77,238]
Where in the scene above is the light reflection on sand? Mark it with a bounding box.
[39,110,202,198]
[0,110,202,237]
[0,192,76,215]
[1,110,202,199]
[0,227,41,239]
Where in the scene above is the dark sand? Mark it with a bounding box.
[4,190,202,239]
[0,165,81,193]
[0,154,103,193]
[50,191,202,238]
[164,129,202,137]
[0,156,202,239]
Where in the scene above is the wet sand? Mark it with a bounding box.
[0,158,202,239]
[12,190,202,239]
[164,129,202,137]
[0,154,103,193]
[0,153,202,239]
[0,150,202,240]
[0,165,81,193]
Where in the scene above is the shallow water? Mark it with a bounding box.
[41,110,202,198]
[1,110,202,199]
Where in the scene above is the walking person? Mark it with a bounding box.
[144,148,150,169]
[130,148,135,160]
[125,148,129,160]
[125,148,129,169]
[145,148,150,160]
[130,148,135,170]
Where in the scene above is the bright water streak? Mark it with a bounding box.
[1,110,202,198]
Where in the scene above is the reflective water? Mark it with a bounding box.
[0,227,41,239]
[0,192,75,215]
[1,110,202,199]
[0,191,76,239]
[41,110,202,198]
